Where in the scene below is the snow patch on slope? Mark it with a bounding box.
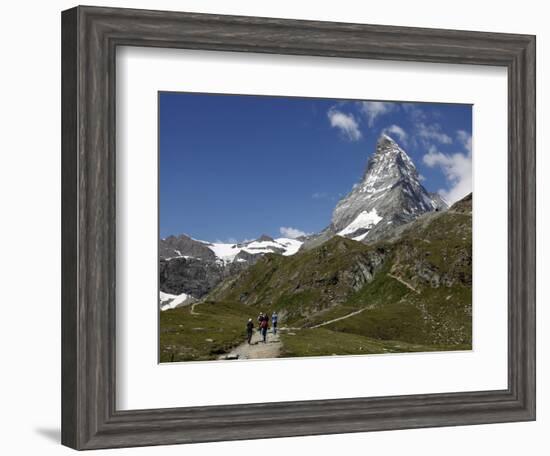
[208,243,242,262]
[352,232,370,242]
[165,255,198,261]
[275,238,303,256]
[338,209,383,237]
[159,291,194,311]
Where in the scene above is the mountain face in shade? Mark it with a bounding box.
[329,134,448,242]
[159,234,217,261]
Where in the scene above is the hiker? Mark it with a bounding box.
[246,318,254,344]
[271,312,278,335]
[260,316,269,343]
[257,313,264,333]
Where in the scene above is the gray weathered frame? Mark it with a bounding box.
[61,5,536,450]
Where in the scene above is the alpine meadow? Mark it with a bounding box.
[158,93,473,363]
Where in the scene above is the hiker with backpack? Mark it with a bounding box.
[257,313,264,333]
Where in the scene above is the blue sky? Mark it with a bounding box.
[159,92,472,241]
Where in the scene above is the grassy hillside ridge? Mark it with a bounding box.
[207,236,388,323]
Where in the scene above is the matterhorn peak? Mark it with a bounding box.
[379,132,398,145]
[374,134,410,161]
[375,133,407,158]
[329,134,448,242]
[376,133,404,152]
[359,134,418,193]
[372,133,402,159]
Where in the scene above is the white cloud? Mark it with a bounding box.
[401,104,453,148]
[423,145,472,204]
[327,108,362,141]
[280,226,308,239]
[417,122,452,145]
[456,130,472,152]
[382,124,408,144]
[358,101,395,126]
[401,103,427,122]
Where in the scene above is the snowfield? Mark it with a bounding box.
[159,291,194,311]
[337,208,383,237]
[205,237,303,263]
[207,242,242,262]
[275,238,303,256]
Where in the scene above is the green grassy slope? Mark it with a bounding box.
[160,301,257,362]
[208,236,388,324]
[280,327,468,358]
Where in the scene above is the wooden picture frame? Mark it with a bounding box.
[61,5,536,450]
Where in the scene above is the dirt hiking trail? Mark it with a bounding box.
[219,329,282,360]
[310,307,369,329]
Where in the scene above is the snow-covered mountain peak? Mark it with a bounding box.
[359,134,418,193]
[379,132,404,147]
[331,134,448,242]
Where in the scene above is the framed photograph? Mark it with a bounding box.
[61,5,536,450]
[157,93,473,363]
